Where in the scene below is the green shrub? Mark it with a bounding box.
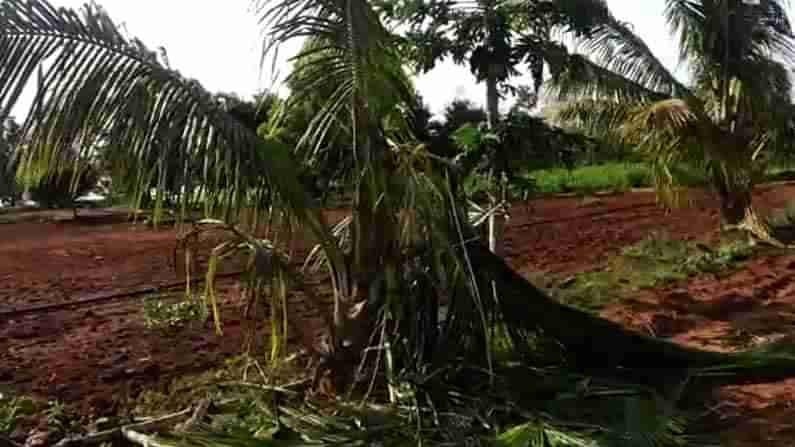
[142,295,209,332]
[524,162,718,196]
[28,167,100,209]
[529,163,653,195]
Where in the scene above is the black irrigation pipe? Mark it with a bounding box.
[8,181,791,320]
[0,271,244,319]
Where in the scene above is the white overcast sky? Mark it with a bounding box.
[22,1,794,117]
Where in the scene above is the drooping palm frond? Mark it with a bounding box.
[0,0,350,301]
[1,2,299,221]
[618,99,715,206]
[546,54,673,103]
[625,99,703,136]
[571,14,691,99]
[547,99,635,143]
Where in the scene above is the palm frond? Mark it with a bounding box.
[625,99,701,135]
[0,3,278,217]
[546,53,673,104]
[0,0,352,308]
[496,421,599,447]
[547,99,635,143]
[571,14,690,98]
[667,0,795,73]
[256,0,414,152]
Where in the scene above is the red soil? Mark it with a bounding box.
[503,185,795,447]
[2,186,795,445]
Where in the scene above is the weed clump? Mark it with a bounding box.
[548,234,755,311]
[142,295,209,332]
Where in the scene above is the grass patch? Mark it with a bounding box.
[0,394,40,436]
[524,161,795,197]
[546,233,755,311]
[141,293,209,333]
[528,163,652,195]
[526,163,710,196]
[0,391,80,438]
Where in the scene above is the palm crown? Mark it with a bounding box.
[549,0,795,236]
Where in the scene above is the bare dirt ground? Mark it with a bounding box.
[2,186,795,445]
[0,210,331,421]
[503,185,795,447]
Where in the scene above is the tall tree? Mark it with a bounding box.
[379,0,611,252]
[0,117,20,200]
[254,0,515,391]
[547,0,795,241]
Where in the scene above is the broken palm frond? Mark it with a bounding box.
[303,215,352,275]
[179,219,333,364]
[0,0,350,354]
[53,406,194,446]
[126,362,716,447]
[1,0,319,230]
[467,199,510,230]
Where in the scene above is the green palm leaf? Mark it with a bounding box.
[547,54,672,103]
[1,0,349,307]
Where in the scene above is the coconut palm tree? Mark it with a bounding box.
[547,0,795,241]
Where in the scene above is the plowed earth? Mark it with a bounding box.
[2,186,795,446]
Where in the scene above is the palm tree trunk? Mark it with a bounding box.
[469,242,795,389]
[712,171,775,243]
[716,181,752,227]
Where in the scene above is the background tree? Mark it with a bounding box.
[27,155,99,213]
[380,0,611,253]
[0,117,20,201]
[547,0,795,241]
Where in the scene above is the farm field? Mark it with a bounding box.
[3,186,795,445]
